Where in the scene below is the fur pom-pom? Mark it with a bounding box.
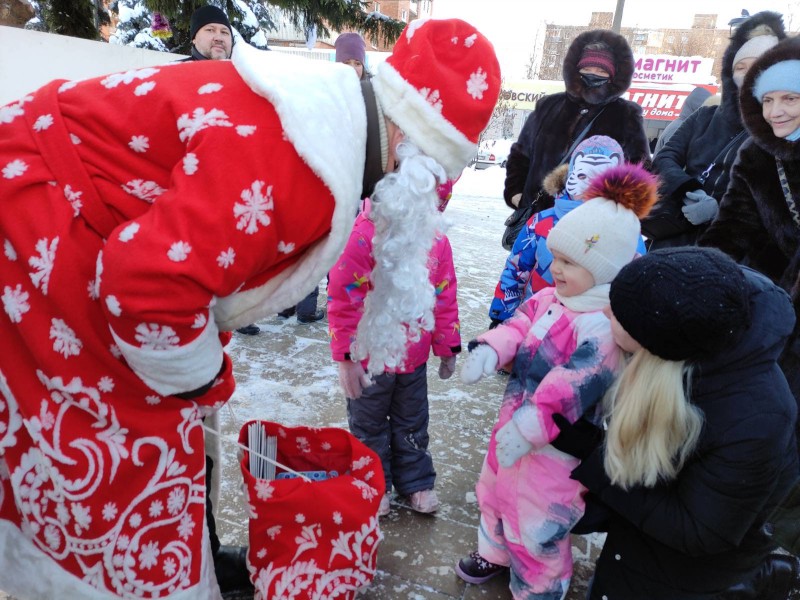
[584,163,659,219]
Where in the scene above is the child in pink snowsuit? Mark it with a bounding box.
[328,180,460,516]
[456,164,657,599]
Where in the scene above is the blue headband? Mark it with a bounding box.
[753,60,800,101]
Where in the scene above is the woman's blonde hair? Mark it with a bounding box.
[603,348,704,489]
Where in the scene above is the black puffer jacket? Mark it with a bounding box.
[700,35,800,404]
[645,11,786,248]
[573,268,799,599]
[503,29,649,211]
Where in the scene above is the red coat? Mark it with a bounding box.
[0,45,364,598]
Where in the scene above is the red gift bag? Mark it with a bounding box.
[238,420,385,599]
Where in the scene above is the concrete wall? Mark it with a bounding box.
[0,26,185,106]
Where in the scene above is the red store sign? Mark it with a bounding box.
[622,85,718,121]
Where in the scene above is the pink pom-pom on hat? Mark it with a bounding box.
[372,18,501,178]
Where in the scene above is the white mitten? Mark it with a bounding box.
[337,361,372,399]
[495,419,533,468]
[438,355,457,380]
[460,344,499,384]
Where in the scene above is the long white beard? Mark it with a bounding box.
[353,141,448,375]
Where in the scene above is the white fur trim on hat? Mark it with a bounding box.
[733,34,779,67]
[373,61,476,179]
[546,197,641,285]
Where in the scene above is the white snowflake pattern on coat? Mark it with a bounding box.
[216,247,235,268]
[3,159,28,179]
[4,239,17,260]
[134,81,156,96]
[236,125,256,137]
[234,181,273,234]
[2,284,30,323]
[33,114,54,132]
[467,67,490,100]
[128,135,149,153]
[464,33,477,47]
[121,179,166,203]
[134,323,180,350]
[182,153,198,175]
[28,236,59,295]
[167,241,192,262]
[0,96,32,125]
[198,83,222,95]
[100,67,160,90]
[118,222,140,242]
[63,185,83,217]
[50,318,82,358]
[277,241,294,254]
[176,107,233,142]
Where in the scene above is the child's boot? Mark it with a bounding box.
[409,489,439,513]
[455,551,508,584]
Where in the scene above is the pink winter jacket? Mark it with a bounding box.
[328,201,461,373]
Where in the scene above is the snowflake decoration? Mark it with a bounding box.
[105,295,122,317]
[183,153,198,175]
[71,502,92,535]
[118,222,140,242]
[451,36,458,44]
[277,241,295,254]
[467,67,490,100]
[2,159,28,179]
[44,524,61,550]
[139,540,160,570]
[101,67,160,89]
[266,525,281,540]
[352,479,379,501]
[0,102,25,125]
[234,181,274,234]
[145,395,161,406]
[121,179,165,203]
[134,323,179,351]
[321,442,331,451]
[4,239,17,260]
[176,107,232,142]
[128,135,150,153]
[420,88,443,112]
[216,247,235,268]
[464,33,477,48]
[149,500,164,518]
[255,479,275,501]
[256,548,267,559]
[70,133,81,145]
[33,114,54,132]
[351,455,373,471]
[129,513,142,528]
[198,83,223,94]
[236,125,256,137]
[167,487,186,515]
[2,284,30,323]
[295,513,306,524]
[98,376,114,393]
[109,344,122,359]
[58,81,77,93]
[102,502,118,521]
[167,241,192,262]
[50,318,82,358]
[163,556,177,577]
[134,81,156,96]
[333,511,343,525]
[64,185,83,217]
[191,313,207,329]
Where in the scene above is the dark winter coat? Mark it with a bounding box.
[700,35,800,407]
[645,11,786,248]
[503,29,649,210]
[572,268,799,599]
[652,86,712,156]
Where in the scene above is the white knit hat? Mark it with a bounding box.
[547,164,658,285]
[733,34,779,68]
[372,18,501,178]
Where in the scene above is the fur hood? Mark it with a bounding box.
[740,35,800,161]
[718,11,786,127]
[563,29,634,106]
[542,164,569,197]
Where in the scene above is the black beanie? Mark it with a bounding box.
[609,247,751,362]
[190,5,231,41]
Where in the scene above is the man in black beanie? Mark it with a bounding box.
[188,4,233,61]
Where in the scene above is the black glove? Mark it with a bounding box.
[489,318,503,330]
[550,413,604,460]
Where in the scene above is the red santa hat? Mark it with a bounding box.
[373,18,501,178]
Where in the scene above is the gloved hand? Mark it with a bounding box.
[439,355,457,380]
[550,413,604,460]
[489,318,503,330]
[460,343,498,384]
[338,361,372,399]
[681,190,719,225]
[495,419,533,468]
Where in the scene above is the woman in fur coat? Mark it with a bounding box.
[502,29,649,214]
[646,11,786,249]
[700,35,800,433]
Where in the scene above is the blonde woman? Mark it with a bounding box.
[552,247,799,600]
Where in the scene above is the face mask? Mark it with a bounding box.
[732,71,745,88]
[581,73,610,88]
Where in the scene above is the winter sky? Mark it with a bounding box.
[432,0,800,79]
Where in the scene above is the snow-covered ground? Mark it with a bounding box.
[207,165,602,599]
